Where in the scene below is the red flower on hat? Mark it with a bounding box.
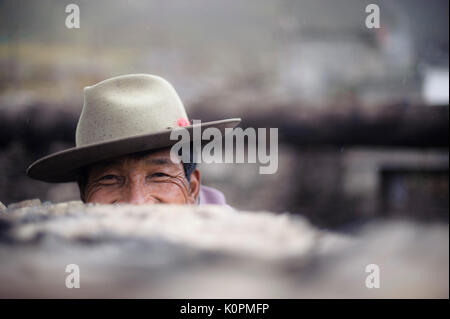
[177,118,190,127]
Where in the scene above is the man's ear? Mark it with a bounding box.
[188,169,201,204]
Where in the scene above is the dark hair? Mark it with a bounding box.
[76,147,197,202]
[178,142,198,183]
[182,161,197,182]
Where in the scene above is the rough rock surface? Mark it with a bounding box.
[6,198,42,210]
[0,201,448,298]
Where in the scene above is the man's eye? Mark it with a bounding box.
[148,172,170,179]
[98,175,119,183]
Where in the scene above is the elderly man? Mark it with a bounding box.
[27,74,241,205]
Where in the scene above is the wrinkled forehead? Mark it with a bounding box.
[89,148,181,172]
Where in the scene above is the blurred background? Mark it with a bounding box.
[0,0,448,230]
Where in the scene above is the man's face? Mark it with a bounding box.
[83,148,200,205]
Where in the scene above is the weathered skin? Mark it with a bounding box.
[84,148,201,205]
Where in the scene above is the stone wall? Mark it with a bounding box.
[0,201,447,298]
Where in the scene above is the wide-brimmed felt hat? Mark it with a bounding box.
[27,74,241,183]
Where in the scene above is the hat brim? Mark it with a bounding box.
[27,118,241,183]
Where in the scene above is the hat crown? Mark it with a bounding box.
[76,74,188,146]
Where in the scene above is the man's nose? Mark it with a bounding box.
[122,183,158,205]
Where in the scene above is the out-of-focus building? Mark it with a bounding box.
[0,0,448,229]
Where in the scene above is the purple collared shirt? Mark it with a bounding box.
[198,185,231,208]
